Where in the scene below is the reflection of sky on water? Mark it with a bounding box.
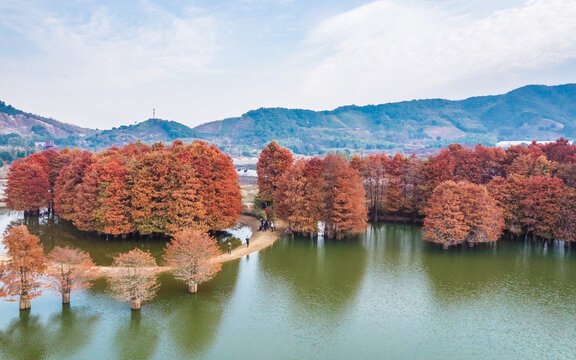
[0,208,23,254]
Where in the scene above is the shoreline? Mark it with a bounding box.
[1,214,284,277]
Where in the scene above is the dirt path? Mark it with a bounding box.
[214,214,284,263]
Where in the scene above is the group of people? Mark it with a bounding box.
[258,218,274,232]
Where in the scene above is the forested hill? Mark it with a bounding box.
[193,84,576,154]
[82,118,199,149]
[1,83,576,154]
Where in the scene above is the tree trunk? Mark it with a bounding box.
[188,281,198,294]
[19,297,31,310]
[130,298,141,310]
[62,292,71,304]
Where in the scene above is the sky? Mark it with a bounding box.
[1,0,576,129]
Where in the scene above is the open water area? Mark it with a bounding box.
[1,208,576,359]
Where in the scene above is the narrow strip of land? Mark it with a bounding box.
[215,214,284,263]
[0,215,284,277]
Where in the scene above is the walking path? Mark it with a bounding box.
[0,215,285,277]
[215,214,284,263]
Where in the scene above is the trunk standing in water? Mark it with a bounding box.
[188,281,198,294]
[62,291,71,304]
[131,298,141,310]
[19,294,31,310]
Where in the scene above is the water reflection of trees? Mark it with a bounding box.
[0,307,99,360]
[6,213,249,265]
[112,311,160,360]
[161,261,240,357]
[259,234,368,324]
[420,239,576,305]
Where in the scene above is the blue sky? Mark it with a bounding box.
[1,0,575,129]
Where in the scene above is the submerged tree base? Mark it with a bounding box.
[130,299,141,310]
[188,282,198,294]
[19,299,31,310]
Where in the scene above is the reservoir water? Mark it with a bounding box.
[1,209,576,359]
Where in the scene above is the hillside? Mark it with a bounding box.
[0,101,94,142]
[1,83,576,154]
[194,84,576,154]
[82,118,199,149]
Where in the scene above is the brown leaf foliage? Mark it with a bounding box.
[163,229,222,288]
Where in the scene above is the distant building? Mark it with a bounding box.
[495,140,572,148]
[43,141,57,151]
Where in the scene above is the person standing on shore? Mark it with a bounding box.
[270,220,275,232]
[227,241,232,254]
[246,237,250,248]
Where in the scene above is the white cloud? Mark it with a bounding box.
[302,0,576,105]
[0,1,219,88]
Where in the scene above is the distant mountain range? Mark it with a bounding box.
[1,83,576,155]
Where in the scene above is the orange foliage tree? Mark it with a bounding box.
[257,141,294,208]
[0,225,46,310]
[185,141,242,230]
[276,158,324,236]
[163,229,222,293]
[54,150,94,221]
[5,159,51,214]
[322,154,368,239]
[108,249,159,310]
[521,176,565,241]
[46,246,96,304]
[424,181,504,249]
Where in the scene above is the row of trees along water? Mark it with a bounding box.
[5,140,243,236]
[257,138,576,249]
[0,226,221,310]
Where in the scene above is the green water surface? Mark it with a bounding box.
[1,211,576,359]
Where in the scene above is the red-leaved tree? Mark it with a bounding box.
[0,225,46,310]
[424,181,504,249]
[108,249,159,310]
[163,229,222,293]
[46,246,97,304]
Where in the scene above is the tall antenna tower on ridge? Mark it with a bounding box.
[153,108,156,118]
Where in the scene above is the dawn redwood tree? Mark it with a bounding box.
[185,141,243,230]
[54,150,94,221]
[46,246,96,304]
[420,148,455,213]
[449,144,483,184]
[92,153,134,236]
[556,187,576,243]
[72,162,103,232]
[540,137,576,163]
[487,175,528,236]
[257,141,294,207]
[276,158,325,235]
[521,176,565,241]
[128,144,173,235]
[5,159,51,214]
[322,154,367,239]
[402,154,424,221]
[165,153,206,234]
[358,154,388,221]
[163,229,222,293]
[109,249,159,310]
[424,181,504,249]
[384,154,404,216]
[0,226,46,310]
[508,154,557,178]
